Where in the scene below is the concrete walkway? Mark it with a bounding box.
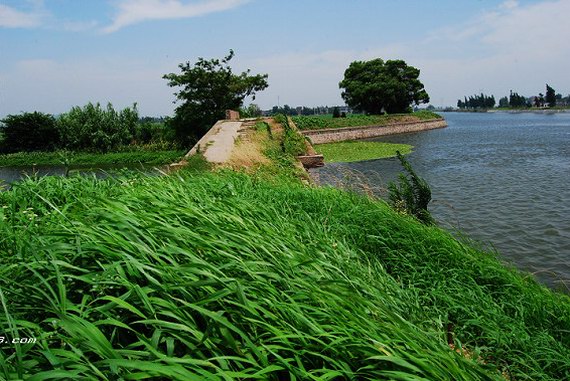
[202,121,242,163]
[179,120,243,166]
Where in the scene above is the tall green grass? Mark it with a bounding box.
[0,149,185,167]
[0,170,569,379]
[274,114,306,157]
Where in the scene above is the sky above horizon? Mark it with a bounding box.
[1,0,569,117]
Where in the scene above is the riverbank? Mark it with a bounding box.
[1,116,569,379]
[448,108,570,114]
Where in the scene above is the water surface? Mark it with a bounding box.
[311,112,570,289]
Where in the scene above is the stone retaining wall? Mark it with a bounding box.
[301,119,447,144]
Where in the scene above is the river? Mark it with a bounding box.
[310,111,570,290]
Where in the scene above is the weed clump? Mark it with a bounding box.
[388,151,434,224]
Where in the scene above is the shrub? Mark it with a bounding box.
[388,151,434,224]
[275,114,306,156]
[57,102,138,152]
[134,119,175,145]
[332,106,341,118]
[0,112,59,153]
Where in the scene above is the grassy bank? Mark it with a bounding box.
[0,149,186,167]
[292,110,441,130]
[316,141,413,162]
[1,117,569,379]
[1,170,570,379]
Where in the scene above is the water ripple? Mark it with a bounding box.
[312,112,570,289]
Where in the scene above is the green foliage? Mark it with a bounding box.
[498,96,509,108]
[163,50,268,146]
[546,84,557,107]
[413,110,442,119]
[0,112,59,153]
[388,151,434,225]
[332,106,341,118]
[57,102,139,152]
[457,94,495,109]
[316,141,413,163]
[275,114,306,156]
[183,152,212,172]
[254,121,272,139]
[0,149,185,167]
[239,103,262,118]
[135,118,175,145]
[339,58,429,114]
[509,91,529,108]
[0,171,569,379]
[292,110,441,130]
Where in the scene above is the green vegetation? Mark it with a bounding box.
[315,141,412,163]
[163,50,268,145]
[274,114,307,156]
[472,85,570,110]
[1,161,570,379]
[57,102,139,152]
[0,103,175,155]
[0,112,59,152]
[457,94,496,110]
[339,58,429,114]
[0,149,185,167]
[388,151,434,224]
[292,110,441,130]
[254,120,273,139]
[546,84,557,107]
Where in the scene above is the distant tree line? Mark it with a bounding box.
[0,103,175,154]
[457,94,496,109]
[458,84,569,110]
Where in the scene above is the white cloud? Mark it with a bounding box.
[0,4,43,28]
[102,0,249,33]
[500,0,519,10]
[406,0,570,105]
[251,0,570,109]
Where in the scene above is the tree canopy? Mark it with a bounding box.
[546,84,556,107]
[163,50,268,145]
[457,93,495,109]
[0,112,58,153]
[339,59,429,114]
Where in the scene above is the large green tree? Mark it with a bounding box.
[163,50,268,145]
[0,112,59,153]
[546,84,556,107]
[339,59,429,114]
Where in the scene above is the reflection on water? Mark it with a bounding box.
[311,112,570,290]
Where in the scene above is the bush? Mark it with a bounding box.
[388,151,434,224]
[57,102,138,152]
[134,118,175,145]
[0,112,59,153]
[275,114,306,156]
[332,106,341,118]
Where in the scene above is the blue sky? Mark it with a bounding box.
[1,0,569,116]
